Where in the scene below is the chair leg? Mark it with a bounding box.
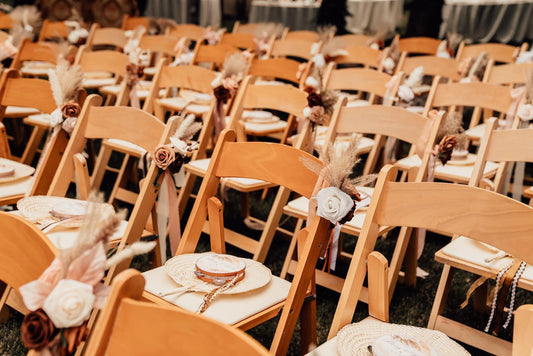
[280,218,304,279]
[387,226,414,299]
[300,280,317,355]
[20,126,46,165]
[177,171,197,214]
[108,154,131,205]
[403,228,418,287]
[428,264,456,329]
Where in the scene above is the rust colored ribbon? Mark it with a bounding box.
[165,170,181,256]
[126,63,142,109]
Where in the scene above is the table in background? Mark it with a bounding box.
[440,0,533,43]
[346,0,403,36]
[144,0,221,28]
[248,1,320,31]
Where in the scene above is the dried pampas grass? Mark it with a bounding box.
[9,5,41,32]
[437,111,467,150]
[317,25,336,43]
[252,22,284,39]
[222,52,248,78]
[48,59,83,106]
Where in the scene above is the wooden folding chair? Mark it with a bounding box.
[10,38,60,77]
[47,95,177,278]
[142,129,332,355]
[456,41,528,64]
[38,19,69,42]
[396,35,442,56]
[166,24,206,42]
[75,45,130,105]
[282,29,322,43]
[85,269,269,356]
[0,70,75,202]
[0,13,12,31]
[327,165,533,355]
[177,77,309,260]
[137,34,180,76]
[513,305,533,355]
[281,103,444,294]
[427,122,533,355]
[466,60,533,143]
[220,32,257,51]
[248,57,307,87]
[85,23,128,51]
[397,54,462,82]
[267,38,319,62]
[121,14,150,31]
[0,212,56,317]
[190,42,241,71]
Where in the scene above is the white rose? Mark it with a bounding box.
[303,106,312,118]
[316,187,354,224]
[310,42,320,55]
[49,107,63,127]
[312,54,326,68]
[138,50,151,67]
[405,66,424,88]
[42,279,95,328]
[382,57,396,73]
[398,84,414,102]
[305,76,319,90]
[517,104,533,121]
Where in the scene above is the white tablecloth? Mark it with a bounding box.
[248,1,320,31]
[346,0,404,36]
[144,0,221,28]
[440,0,533,43]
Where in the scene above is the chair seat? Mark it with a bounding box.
[142,266,291,325]
[0,176,34,199]
[143,66,157,76]
[254,79,286,86]
[437,236,533,288]
[406,106,425,115]
[100,80,155,99]
[346,99,370,108]
[157,97,211,116]
[186,158,275,192]
[306,336,337,356]
[24,113,51,128]
[308,317,468,355]
[244,120,288,136]
[465,123,486,142]
[46,219,130,250]
[315,136,375,154]
[4,106,40,118]
[20,61,54,77]
[103,138,147,156]
[395,154,499,183]
[284,187,374,231]
[82,77,117,89]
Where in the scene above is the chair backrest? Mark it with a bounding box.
[397,54,462,82]
[334,34,372,47]
[191,43,241,70]
[513,304,533,356]
[75,45,130,78]
[138,34,179,57]
[325,64,394,102]
[86,23,128,50]
[220,32,256,50]
[283,30,321,43]
[0,212,56,292]
[38,19,69,41]
[456,41,527,64]
[0,13,12,30]
[334,46,386,70]
[328,164,533,337]
[268,38,318,61]
[247,57,304,86]
[121,14,150,31]
[0,69,70,196]
[233,21,283,36]
[483,60,533,86]
[471,119,533,193]
[398,36,441,55]
[144,57,218,117]
[10,38,58,70]
[85,269,270,356]
[167,24,206,41]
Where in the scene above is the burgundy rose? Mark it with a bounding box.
[307,92,323,107]
[61,101,81,118]
[437,135,457,165]
[213,85,231,103]
[64,322,89,355]
[21,309,56,350]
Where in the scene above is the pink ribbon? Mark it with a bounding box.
[165,170,181,255]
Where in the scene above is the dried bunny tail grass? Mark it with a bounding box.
[252,22,284,39]
[48,58,83,105]
[317,25,336,43]
[9,5,41,32]
[173,113,202,141]
[321,89,338,116]
[307,65,325,91]
[437,111,464,141]
[105,241,157,270]
[222,52,248,78]
[388,35,400,61]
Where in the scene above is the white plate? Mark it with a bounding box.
[0,163,15,178]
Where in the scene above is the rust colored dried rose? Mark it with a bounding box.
[213,85,231,103]
[309,105,326,124]
[153,145,175,170]
[307,92,323,107]
[437,135,457,165]
[21,309,56,350]
[61,101,81,118]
